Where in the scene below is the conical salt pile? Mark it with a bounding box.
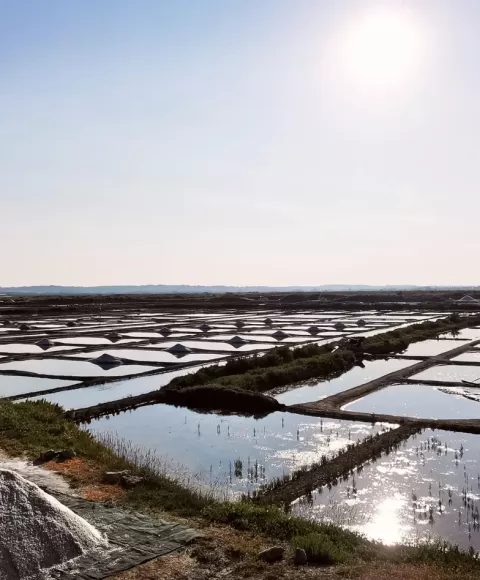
[0,469,107,579]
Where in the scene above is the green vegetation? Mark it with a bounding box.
[204,501,370,562]
[292,532,350,564]
[168,343,334,389]
[0,399,104,459]
[162,384,284,414]
[166,349,357,394]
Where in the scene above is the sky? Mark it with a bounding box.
[1,0,479,286]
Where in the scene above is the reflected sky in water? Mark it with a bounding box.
[292,430,480,550]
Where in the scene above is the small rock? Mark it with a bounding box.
[56,449,76,462]
[120,474,143,489]
[258,546,285,563]
[37,450,58,463]
[103,470,130,485]
[294,548,307,565]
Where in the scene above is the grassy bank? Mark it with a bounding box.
[166,349,358,394]
[168,343,335,389]
[1,398,479,575]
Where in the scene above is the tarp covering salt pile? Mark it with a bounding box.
[0,469,107,579]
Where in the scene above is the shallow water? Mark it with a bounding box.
[138,340,275,352]
[275,358,416,405]
[398,339,466,357]
[55,337,114,345]
[439,329,480,341]
[206,334,278,343]
[86,405,391,494]
[346,383,480,419]
[452,352,480,364]
[412,365,480,383]
[22,366,203,408]
[292,429,480,550]
[0,343,47,354]
[71,348,226,365]
[0,375,77,397]
[121,332,162,338]
[0,358,158,377]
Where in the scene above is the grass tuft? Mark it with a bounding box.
[292,532,350,564]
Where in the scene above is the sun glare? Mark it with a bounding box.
[341,7,425,90]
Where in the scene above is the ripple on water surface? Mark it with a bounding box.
[292,429,480,550]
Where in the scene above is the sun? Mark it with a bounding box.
[340,7,425,90]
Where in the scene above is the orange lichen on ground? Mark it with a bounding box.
[43,457,126,502]
[111,553,196,580]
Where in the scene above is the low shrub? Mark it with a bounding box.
[292,532,349,564]
[162,384,284,414]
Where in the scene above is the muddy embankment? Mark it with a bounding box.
[67,385,284,423]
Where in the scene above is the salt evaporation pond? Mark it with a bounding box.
[86,406,392,494]
[275,358,416,405]
[140,341,275,353]
[21,366,204,408]
[209,334,278,343]
[55,337,114,345]
[0,376,77,397]
[292,429,480,550]
[452,352,480,364]
[439,328,480,341]
[70,349,226,365]
[0,359,158,377]
[398,339,466,357]
[412,365,480,383]
[346,384,480,419]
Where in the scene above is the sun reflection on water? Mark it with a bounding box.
[359,494,409,545]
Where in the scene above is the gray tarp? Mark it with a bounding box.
[48,493,199,579]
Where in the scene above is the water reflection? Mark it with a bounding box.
[292,430,480,550]
[86,405,390,494]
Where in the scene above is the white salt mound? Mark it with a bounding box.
[0,469,107,580]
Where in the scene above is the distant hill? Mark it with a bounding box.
[0,284,478,295]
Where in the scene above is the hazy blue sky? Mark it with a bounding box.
[1,0,479,286]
